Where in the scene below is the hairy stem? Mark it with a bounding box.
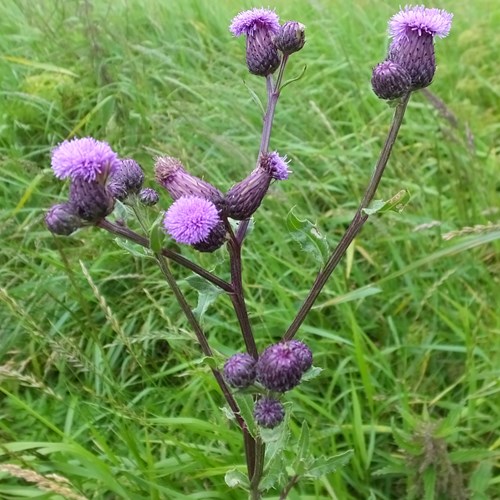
[249,436,266,499]
[97,219,233,293]
[283,93,411,341]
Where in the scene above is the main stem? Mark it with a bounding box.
[283,93,411,341]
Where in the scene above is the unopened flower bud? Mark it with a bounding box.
[275,21,305,55]
[154,156,224,208]
[254,397,285,428]
[107,158,145,201]
[256,342,304,392]
[225,152,290,220]
[139,188,159,206]
[223,353,257,389]
[45,203,82,236]
[192,221,227,253]
[69,178,115,222]
[371,60,411,100]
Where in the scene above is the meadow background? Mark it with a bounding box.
[0,0,499,498]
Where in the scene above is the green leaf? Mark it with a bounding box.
[305,450,353,478]
[184,275,224,321]
[114,237,150,259]
[300,366,323,382]
[233,393,257,438]
[362,189,411,215]
[243,81,265,114]
[280,64,307,91]
[224,469,249,489]
[286,208,329,265]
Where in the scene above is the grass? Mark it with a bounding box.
[1,0,499,498]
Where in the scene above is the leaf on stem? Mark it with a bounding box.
[149,215,166,253]
[113,238,151,259]
[286,208,329,265]
[243,81,265,115]
[280,64,307,91]
[225,469,249,488]
[362,189,411,215]
[304,450,353,478]
[184,275,224,321]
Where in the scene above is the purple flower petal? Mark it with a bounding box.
[229,8,280,37]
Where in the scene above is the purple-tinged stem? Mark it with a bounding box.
[97,219,233,293]
[283,93,412,341]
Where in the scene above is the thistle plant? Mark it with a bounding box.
[45,5,453,498]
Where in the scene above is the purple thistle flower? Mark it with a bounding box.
[387,5,453,91]
[230,8,281,77]
[254,397,285,429]
[163,196,221,245]
[262,151,291,181]
[154,156,224,208]
[51,137,120,182]
[389,5,453,41]
[107,158,145,201]
[45,203,82,236]
[69,178,115,222]
[371,60,412,100]
[289,340,313,373]
[223,353,257,389]
[256,342,304,393]
[192,221,227,253]
[139,188,159,206]
[229,8,280,37]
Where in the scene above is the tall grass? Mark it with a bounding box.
[1,0,499,498]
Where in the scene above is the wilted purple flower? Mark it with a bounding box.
[254,397,285,428]
[225,152,290,220]
[107,158,145,201]
[223,353,257,389]
[69,178,115,222]
[51,137,120,182]
[230,8,281,77]
[139,188,159,206]
[154,156,224,208]
[371,60,412,100]
[256,342,303,392]
[45,203,82,236]
[387,5,453,91]
[275,21,306,55]
[289,340,313,373]
[163,196,221,245]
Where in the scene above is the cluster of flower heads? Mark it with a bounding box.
[156,152,290,252]
[230,8,305,76]
[223,340,313,429]
[46,138,159,236]
[371,5,453,101]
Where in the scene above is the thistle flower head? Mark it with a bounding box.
[107,158,145,201]
[51,137,120,182]
[256,342,304,392]
[261,151,291,181]
[223,353,257,389]
[229,8,280,37]
[254,397,285,428]
[45,203,82,236]
[163,196,221,245]
[139,188,159,206]
[389,5,453,41]
[154,156,224,207]
[371,60,412,100]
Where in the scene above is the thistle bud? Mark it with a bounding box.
[256,342,304,393]
[69,178,115,222]
[275,21,305,55]
[139,188,159,206]
[371,60,411,100]
[154,156,224,208]
[192,221,227,253]
[107,158,145,201]
[289,340,313,373]
[223,353,257,389]
[225,152,290,220]
[254,397,285,429]
[45,203,82,236]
